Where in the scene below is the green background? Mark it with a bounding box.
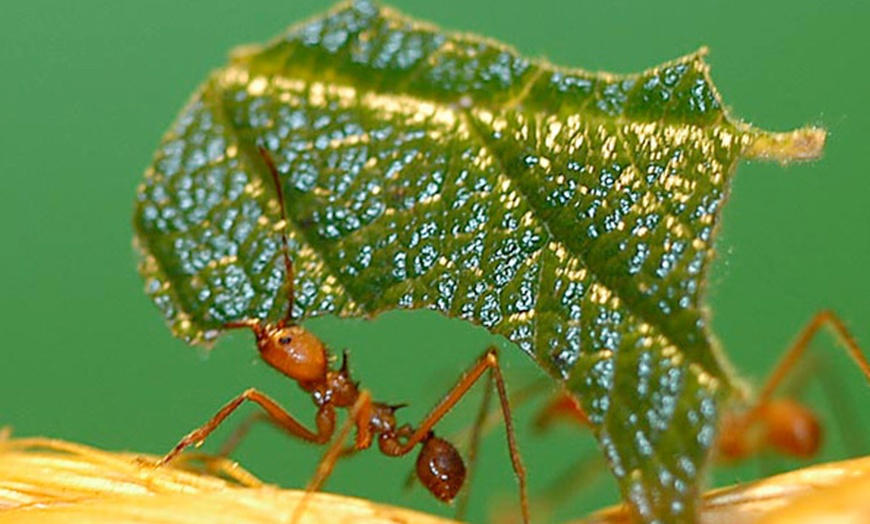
[1,1,868,522]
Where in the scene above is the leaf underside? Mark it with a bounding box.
[133,2,824,522]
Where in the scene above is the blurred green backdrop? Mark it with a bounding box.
[1,1,868,522]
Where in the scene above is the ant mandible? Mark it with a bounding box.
[535,310,870,463]
[156,147,530,523]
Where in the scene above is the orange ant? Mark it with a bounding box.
[535,310,870,463]
[156,147,530,523]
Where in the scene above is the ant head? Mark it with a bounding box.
[416,433,466,503]
[257,323,328,384]
[762,398,822,458]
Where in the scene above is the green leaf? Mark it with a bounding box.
[132,1,824,522]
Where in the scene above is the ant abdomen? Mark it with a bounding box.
[416,434,466,503]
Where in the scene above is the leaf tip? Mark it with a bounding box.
[744,126,827,164]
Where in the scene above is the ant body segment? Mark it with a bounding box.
[157,148,530,523]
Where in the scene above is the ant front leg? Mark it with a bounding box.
[380,347,530,524]
[157,388,335,467]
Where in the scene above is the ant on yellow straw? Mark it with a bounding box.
[156,147,530,523]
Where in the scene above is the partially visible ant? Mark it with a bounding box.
[491,311,870,523]
[156,147,530,523]
[717,311,870,462]
[535,310,870,463]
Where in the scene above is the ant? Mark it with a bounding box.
[156,147,530,523]
[535,310,870,463]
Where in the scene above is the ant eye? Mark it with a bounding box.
[279,336,293,345]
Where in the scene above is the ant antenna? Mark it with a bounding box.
[257,147,295,323]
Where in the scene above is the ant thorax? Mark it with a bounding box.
[303,363,360,409]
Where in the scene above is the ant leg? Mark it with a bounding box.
[500,452,608,524]
[816,359,867,456]
[289,391,374,524]
[454,369,493,521]
[756,310,870,405]
[492,384,599,524]
[158,388,334,466]
[216,412,268,457]
[460,377,553,444]
[155,410,266,484]
[305,390,374,493]
[454,377,583,521]
[167,451,264,487]
[384,347,530,524]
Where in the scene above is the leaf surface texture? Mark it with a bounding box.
[133,2,824,521]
